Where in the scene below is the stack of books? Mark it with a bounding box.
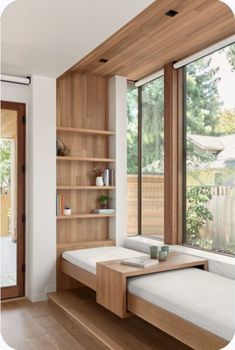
[56,193,64,216]
[120,257,158,268]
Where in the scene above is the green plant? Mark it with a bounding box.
[98,194,111,209]
[186,186,213,245]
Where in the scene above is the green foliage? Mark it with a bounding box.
[0,139,11,187]
[225,43,235,72]
[98,194,111,209]
[186,186,213,245]
[215,109,235,135]
[127,86,138,174]
[186,57,221,136]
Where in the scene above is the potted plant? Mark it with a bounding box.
[98,194,111,209]
[91,168,104,186]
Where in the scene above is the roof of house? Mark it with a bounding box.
[187,134,235,169]
[187,134,224,151]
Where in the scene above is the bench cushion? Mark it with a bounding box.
[62,246,146,275]
[127,268,235,341]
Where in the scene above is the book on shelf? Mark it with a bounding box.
[120,257,158,268]
[103,168,115,186]
[92,208,115,214]
[56,193,65,216]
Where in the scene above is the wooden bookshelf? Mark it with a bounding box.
[57,213,115,220]
[57,186,115,190]
[57,126,115,136]
[56,73,116,289]
[57,156,115,162]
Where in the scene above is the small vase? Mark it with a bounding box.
[96,176,104,186]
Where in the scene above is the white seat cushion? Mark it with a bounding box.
[128,268,235,341]
[62,246,147,275]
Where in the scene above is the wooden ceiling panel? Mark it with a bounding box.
[65,0,235,81]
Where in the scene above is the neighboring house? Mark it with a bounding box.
[187,134,235,169]
[187,134,235,186]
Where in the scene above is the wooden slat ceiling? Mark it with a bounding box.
[66,0,235,81]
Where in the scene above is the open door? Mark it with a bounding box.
[1,101,25,299]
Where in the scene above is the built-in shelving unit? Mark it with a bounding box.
[57,156,115,162]
[57,126,115,136]
[57,213,116,220]
[57,186,115,190]
[56,73,116,289]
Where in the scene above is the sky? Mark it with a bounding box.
[211,48,235,111]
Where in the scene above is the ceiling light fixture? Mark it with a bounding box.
[165,9,178,17]
[99,58,108,63]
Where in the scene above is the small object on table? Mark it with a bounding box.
[161,245,170,257]
[158,250,168,261]
[120,257,158,268]
[150,246,159,259]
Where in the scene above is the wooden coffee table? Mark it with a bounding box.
[96,252,208,318]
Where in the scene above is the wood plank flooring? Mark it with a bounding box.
[2,289,192,349]
[49,288,192,350]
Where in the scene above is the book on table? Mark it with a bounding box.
[120,257,158,268]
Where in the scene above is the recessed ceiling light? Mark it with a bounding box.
[165,10,178,17]
[99,58,108,63]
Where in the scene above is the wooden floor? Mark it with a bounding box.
[1,289,192,350]
[48,288,192,350]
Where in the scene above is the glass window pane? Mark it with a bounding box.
[127,83,138,235]
[1,109,18,286]
[141,77,164,239]
[184,43,235,255]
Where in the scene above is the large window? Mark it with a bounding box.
[184,43,235,255]
[127,76,164,239]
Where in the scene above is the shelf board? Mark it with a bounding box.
[57,156,115,162]
[57,213,115,220]
[57,126,115,136]
[57,185,115,190]
[57,239,115,250]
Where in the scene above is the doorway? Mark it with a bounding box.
[1,101,25,299]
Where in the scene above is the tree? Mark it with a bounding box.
[127,86,138,174]
[0,139,11,187]
[215,109,235,135]
[186,56,221,136]
[225,43,235,72]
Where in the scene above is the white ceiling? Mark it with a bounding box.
[1,0,154,78]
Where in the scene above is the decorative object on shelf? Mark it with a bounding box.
[63,207,72,215]
[98,194,111,209]
[96,176,104,186]
[103,169,109,186]
[92,208,115,214]
[109,169,115,186]
[56,138,70,156]
[150,246,159,259]
[91,168,104,186]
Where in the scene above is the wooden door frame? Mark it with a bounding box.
[1,101,26,299]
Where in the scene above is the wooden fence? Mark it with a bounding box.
[203,186,235,249]
[128,176,235,249]
[127,175,164,236]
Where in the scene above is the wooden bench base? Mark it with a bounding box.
[128,293,228,350]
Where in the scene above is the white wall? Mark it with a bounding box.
[109,75,127,246]
[1,77,56,301]
[28,75,56,301]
